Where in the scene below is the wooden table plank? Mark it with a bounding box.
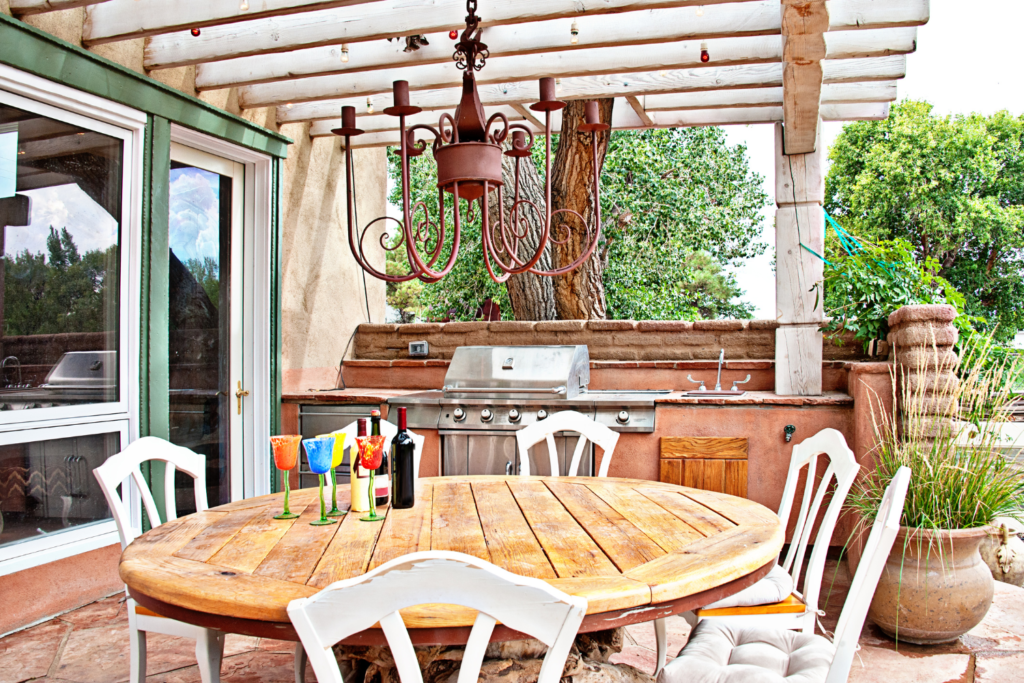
[254,505,343,584]
[307,507,387,589]
[682,488,782,527]
[130,511,226,557]
[624,523,784,604]
[586,481,705,552]
[636,487,736,536]
[369,481,434,571]
[208,504,311,574]
[175,508,266,562]
[507,479,619,579]
[472,480,556,579]
[545,481,665,572]
[430,480,490,562]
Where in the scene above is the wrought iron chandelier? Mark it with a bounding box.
[334,0,609,284]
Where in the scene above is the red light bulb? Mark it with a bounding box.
[449,29,458,39]
[700,41,709,63]
[191,28,201,37]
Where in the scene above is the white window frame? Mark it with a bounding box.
[0,64,144,572]
[170,125,273,501]
[0,63,144,433]
[0,417,130,577]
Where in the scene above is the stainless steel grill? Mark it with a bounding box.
[388,345,663,476]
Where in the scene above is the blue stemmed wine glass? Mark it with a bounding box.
[303,436,337,526]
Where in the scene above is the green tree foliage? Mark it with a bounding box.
[4,227,117,336]
[184,256,220,308]
[386,126,768,320]
[825,100,1024,342]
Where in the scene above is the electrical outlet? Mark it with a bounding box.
[408,341,429,357]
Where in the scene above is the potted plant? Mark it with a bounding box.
[847,333,1024,644]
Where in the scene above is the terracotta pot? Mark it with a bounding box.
[868,526,994,644]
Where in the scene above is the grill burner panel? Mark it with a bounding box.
[387,345,660,476]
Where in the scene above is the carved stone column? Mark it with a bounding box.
[887,304,960,446]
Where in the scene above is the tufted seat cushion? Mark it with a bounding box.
[658,620,835,683]
[702,565,796,610]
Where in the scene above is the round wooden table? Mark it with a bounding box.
[121,476,783,645]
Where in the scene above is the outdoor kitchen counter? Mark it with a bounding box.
[283,388,854,406]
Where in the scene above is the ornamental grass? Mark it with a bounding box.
[847,333,1024,531]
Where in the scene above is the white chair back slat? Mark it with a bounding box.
[93,436,208,550]
[516,410,620,477]
[775,429,860,622]
[825,467,910,683]
[288,551,587,683]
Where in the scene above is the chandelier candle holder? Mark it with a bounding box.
[334,0,609,284]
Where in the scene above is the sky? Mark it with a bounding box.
[168,166,223,265]
[728,0,1024,319]
[7,184,118,258]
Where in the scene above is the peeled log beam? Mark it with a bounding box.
[142,0,753,70]
[10,0,108,14]
[196,2,782,90]
[643,80,897,111]
[83,0,378,45]
[239,29,913,110]
[280,56,905,123]
[781,0,829,155]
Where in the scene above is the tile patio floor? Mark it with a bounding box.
[3,561,1023,683]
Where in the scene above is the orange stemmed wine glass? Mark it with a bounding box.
[356,435,386,522]
[270,435,302,520]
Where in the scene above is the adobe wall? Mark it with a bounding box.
[353,320,871,362]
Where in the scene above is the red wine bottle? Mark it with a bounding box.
[370,410,390,507]
[391,407,415,509]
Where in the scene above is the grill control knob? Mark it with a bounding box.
[453,408,466,421]
[537,409,548,420]
[616,410,631,424]
[481,409,494,422]
[508,408,521,423]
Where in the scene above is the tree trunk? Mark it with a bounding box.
[488,148,557,321]
[551,98,614,320]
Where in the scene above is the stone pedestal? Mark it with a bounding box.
[887,304,959,447]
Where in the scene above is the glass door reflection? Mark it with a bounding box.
[167,145,244,512]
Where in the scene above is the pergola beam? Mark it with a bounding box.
[143,0,752,70]
[83,0,379,45]
[277,56,905,123]
[240,29,912,109]
[195,2,782,90]
[9,0,109,15]
[643,80,897,111]
[319,101,889,145]
[780,0,829,155]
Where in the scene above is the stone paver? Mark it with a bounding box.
[1,561,1023,683]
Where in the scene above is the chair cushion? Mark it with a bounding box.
[658,621,835,683]
[703,565,795,610]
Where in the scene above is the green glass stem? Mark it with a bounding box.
[274,468,299,520]
[327,469,344,517]
[360,469,384,522]
[310,474,337,526]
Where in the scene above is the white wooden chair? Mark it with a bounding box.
[515,410,620,477]
[333,418,426,478]
[92,437,225,683]
[653,428,861,674]
[657,467,910,683]
[287,551,588,683]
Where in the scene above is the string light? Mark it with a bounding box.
[366,97,374,114]
[341,44,350,62]
[449,29,458,39]
[285,103,294,109]
[700,41,710,63]
[239,0,249,10]
[570,20,579,45]
[555,78,562,93]
[191,28,201,37]
[659,70,668,77]
[696,5,704,16]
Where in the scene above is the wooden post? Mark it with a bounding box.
[774,121,823,396]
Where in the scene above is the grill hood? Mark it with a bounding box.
[442,345,590,400]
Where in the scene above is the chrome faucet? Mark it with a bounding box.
[714,349,725,392]
[1,356,23,388]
